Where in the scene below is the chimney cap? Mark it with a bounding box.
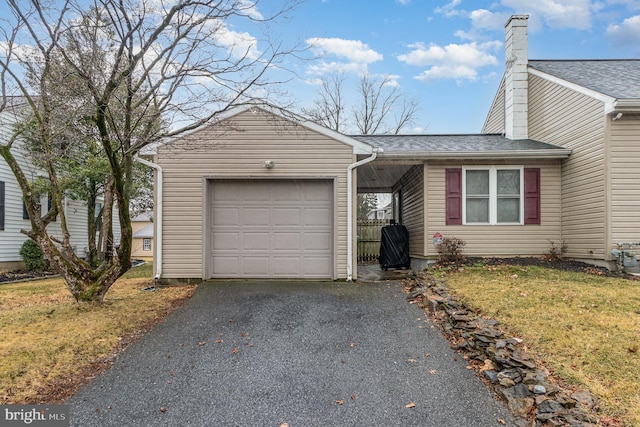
[505,14,529,28]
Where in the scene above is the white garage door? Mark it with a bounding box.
[208,180,334,278]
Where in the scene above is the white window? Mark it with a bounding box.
[463,167,523,225]
[143,238,152,251]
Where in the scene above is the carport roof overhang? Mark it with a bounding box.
[353,134,571,192]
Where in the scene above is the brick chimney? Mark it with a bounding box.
[504,15,529,140]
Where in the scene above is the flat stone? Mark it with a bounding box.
[483,370,498,383]
[497,369,522,383]
[507,397,534,418]
[499,377,516,387]
[495,339,507,349]
[533,385,546,394]
[508,354,537,369]
[537,399,565,414]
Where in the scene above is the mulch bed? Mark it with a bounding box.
[459,257,626,278]
[0,270,57,284]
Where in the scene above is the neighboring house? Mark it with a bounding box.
[0,98,120,271]
[367,202,392,220]
[147,15,639,282]
[131,212,154,258]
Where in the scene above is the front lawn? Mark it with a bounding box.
[437,263,640,426]
[0,263,196,403]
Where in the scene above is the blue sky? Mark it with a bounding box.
[261,0,640,133]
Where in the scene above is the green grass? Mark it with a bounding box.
[0,263,196,404]
[437,264,640,426]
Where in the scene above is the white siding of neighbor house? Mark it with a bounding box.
[424,161,562,257]
[1,108,107,267]
[609,113,640,246]
[392,165,425,259]
[155,109,355,280]
[482,78,505,134]
[528,74,607,260]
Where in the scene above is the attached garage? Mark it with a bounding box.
[148,104,374,282]
[207,179,334,279]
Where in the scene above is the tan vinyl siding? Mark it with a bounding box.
[482,77,505,134]
[528,74,607,259]
[156,109,354,279]
[392,165,424,258]
[425,161,562,257]
[609,114,640,246]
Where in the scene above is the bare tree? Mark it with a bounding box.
[303,72,419,135]
[353,73,418,135]
[0,0,301,302]
[301,73,347,131]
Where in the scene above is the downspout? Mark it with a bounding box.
[134,156,163,281]
[346,147,381,281]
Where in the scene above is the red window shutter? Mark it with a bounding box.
[524,168,540,225]
[445,168,462,225]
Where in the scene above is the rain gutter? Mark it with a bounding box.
[134,156,163,281]
[346,147,382,281]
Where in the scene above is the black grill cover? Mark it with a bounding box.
[379,224,410,270]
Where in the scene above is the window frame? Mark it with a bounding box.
[462,166,524,225]
[142,238,152,251]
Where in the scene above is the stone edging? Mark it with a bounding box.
[403,272,600,427]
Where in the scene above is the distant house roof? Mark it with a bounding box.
[351,134,571,159]
[132,212,153,222]
[133,223,154,239]
[528,60,640,99]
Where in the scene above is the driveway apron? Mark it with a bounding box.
[68,280,515,427]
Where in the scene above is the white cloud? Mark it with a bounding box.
[306,61,369,76]
[306,38,383,64]
[214,24,261,60]
[606,14,640,44]
[305,38,383,76]
[434,0,464,17]
[397,41,501,82]
[469,9,512,30]
[501,0,592,29]
[237,0,264,20]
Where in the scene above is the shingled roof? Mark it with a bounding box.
[350,134,571,159]
[529,60,640,99]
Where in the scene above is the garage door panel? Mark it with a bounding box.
[304,208,332,226]
[243,232,270,250]
[209,180,333,278]
[302,232,331,250]
[212,232,239,250]
[242,208,270,226]
[211,257,239,275]
[273,257,300,275]
[273,186,302,201]
[242,257,271,275]
[273,208,300,226]
[302,257,333,275]
[274,232,300,250]
[212,207,240,226]
[305,182,332,201]
[241,184,271,201]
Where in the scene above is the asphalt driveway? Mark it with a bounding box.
[68,280,515,427]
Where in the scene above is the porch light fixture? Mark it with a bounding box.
[263,160,275,169]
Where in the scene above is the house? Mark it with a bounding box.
[0,99,93,270]
[367,202,392,220]
[148,15,639,282]
[131,212,154,258]
[482,15,640,267]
